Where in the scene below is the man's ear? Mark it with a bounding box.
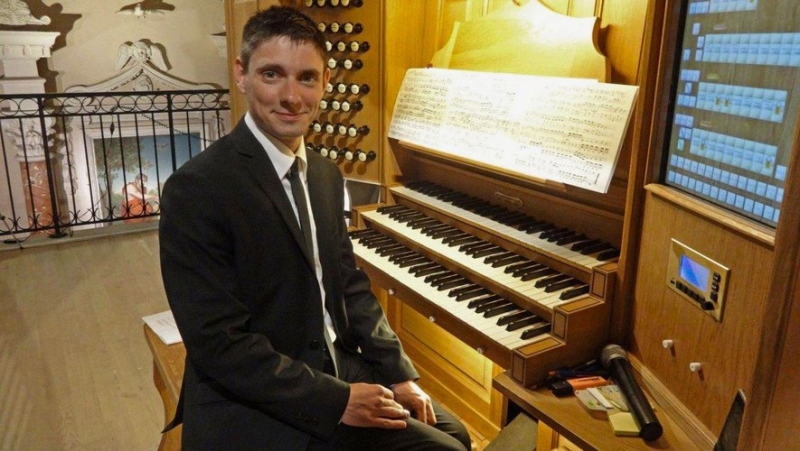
[322,68,332,89]
[234,57,247,94]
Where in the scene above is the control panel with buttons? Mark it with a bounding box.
[666,239,730,322]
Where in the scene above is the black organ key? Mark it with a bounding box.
[580,242,614,255]
[497,311,533,327]
[397,256,428,268]
[571,238,602,251]
[438,278,471,291]
[408,262,439,275]
[557,233,588,246]
[559,284,590,300]
[456,288,492,302]
[460,241,492,253]
[483,251,515,264]
[546,230,576,243]
[422,224,452,236]
[379,246,413,258]
[539,227,570,240]
[520,267,556,282]
[364,238,393,249]
[474,299,509,314]
[388,250,415,262]
[431,228,463,239]
[505,261,541,274]
[395,212,425,223]
[424,271,454,284]
[376,204,405,213]
[430,273,461,287]
[491,255,527,268]
[597,248,621,261]
[441,233,471,245]
[472,246,505,258]
[544,277,581,293]
[408,218,439,230]
[508,316,545,332]
[525,222,557,234]
[414,265,448,277]
[512,263,546,278]
[483,303,518,318]
[349,228,376,238]
[467,294,501,309]
[445,236,480,247]
[449,284,484,297]
[534,273,571,289]
[520,321,551,339]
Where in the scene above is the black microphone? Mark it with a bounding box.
[601,344,663,441]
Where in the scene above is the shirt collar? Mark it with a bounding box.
[244,112,308,179]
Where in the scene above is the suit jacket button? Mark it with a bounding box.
[309,340,321,350]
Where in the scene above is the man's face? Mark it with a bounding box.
[235,36,330,151]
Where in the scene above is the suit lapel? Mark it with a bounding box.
[230,120,315,269]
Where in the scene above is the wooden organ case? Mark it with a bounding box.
[225,0,800,449]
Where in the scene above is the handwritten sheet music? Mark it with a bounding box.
[389,68,639,193]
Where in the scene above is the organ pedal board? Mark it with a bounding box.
[351,181,618,387]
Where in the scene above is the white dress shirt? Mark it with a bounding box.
[244,113,338,367]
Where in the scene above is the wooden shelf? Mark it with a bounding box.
[493,371,702,451]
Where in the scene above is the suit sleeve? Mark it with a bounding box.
[332,172,420,386]
[159,165,350,439]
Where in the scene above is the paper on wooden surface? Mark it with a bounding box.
[143,310,182,345]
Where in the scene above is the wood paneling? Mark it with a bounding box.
[632,188,773,435]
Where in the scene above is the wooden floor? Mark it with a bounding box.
[0,228,168,450]
[0,227,491,450]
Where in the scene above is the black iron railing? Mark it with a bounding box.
[0,89,230,239]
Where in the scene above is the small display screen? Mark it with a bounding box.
[680,254,709,292]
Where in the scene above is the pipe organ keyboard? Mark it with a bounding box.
[351,182,618,386]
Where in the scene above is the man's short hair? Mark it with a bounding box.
[240,6,327,72]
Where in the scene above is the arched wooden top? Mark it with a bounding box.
[431,0,608,82]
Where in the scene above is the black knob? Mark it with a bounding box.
[350,83,369,95]
[342,22,362,34]
[347,125,370,137]
[359,150,376,163]
[349,41,370,53]
[343,59,362,70]
[341,101,363,112]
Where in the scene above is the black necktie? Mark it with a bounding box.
[288,157,338,376]
[288,158,313,253]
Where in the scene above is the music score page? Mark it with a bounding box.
[389,68,639,193]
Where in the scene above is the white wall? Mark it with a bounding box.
[47,0,228,90]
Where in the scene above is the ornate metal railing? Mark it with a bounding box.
[0,89,230,239]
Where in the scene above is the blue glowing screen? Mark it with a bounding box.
[679,254,709,292]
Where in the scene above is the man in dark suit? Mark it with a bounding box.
[159,6,470,450]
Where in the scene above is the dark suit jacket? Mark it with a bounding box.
[159,119,418,450]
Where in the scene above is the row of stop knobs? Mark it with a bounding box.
[311,121,369,137]
[309,144,376,163]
